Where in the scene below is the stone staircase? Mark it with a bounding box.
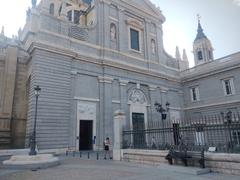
[0,118,11,149]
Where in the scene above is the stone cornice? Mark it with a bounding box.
[74,97,100,102]
[184,99,240,110]
[37,29,180,74]
[126,18,144,30]
[28,41,181,84]
[119,0,165,23]
[149,85,157,91]
[159,86,169,93]
[181,52,240,83]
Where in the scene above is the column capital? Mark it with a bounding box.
[160,86,168,93]
[98,76,114,84]
[119,79,129,86]
[149,85,157,91]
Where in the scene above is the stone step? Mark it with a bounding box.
[157,163,211,175]
[0,131,11,149]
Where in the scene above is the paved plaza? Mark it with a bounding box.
[0,155,240,180]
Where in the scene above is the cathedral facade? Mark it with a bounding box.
[0,0,239,150]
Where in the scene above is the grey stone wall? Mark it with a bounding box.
[27,49,72,149]
[0,61,4,110]
[182,61,240,116]
[11,62,28,148]
[22,0,240,150]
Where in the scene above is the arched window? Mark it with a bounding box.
[197,51,203,60]
[67,10,80,24]
[49,3,54,15]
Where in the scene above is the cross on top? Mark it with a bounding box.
[197,14,201,23]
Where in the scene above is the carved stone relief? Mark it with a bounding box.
[78,102,96,119]
[129,89,146,104]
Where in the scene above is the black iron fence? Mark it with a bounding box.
[122,112,240,153]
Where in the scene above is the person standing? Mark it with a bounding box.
[104,137,112,160]
[151,136,157,149]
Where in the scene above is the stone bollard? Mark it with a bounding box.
[113,110,126,161]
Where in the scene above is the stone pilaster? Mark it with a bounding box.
[2,46,18,117]
[113,110,125,161]
[98,76,113,145]
[145,20,150,61]
[149,85,157,123]
[118,7,125,52]
[159,86,169,105]
[119,79,128,111]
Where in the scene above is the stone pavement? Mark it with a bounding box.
[0,155,240,180]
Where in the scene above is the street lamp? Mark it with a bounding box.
[154,101,170,145]
[29,85,41,156]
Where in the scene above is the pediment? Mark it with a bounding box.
[120,0,165,21]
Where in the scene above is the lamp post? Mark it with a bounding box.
[154,101,170,145]
[29,85,41,156]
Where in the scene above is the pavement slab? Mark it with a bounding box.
[0,156,240,180]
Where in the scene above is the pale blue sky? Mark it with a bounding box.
[152,0,240,66]
[0,0,239,66]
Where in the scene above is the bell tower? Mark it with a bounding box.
[193,15,214,66]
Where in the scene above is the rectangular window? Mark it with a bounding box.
[130,28,140,51]
[67,11,72,22]
[222,78,235,96]
[190,86,200,102]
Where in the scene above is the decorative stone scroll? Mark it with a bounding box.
[129,89,146,104]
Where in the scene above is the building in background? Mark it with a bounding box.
[0,0,239,150]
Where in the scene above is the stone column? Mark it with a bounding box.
[113,110,126,161]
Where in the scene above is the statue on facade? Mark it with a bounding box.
[110,23,116,41]
[1,26,4,36]
[151,39,156,54]
[32,0,37,8]
[26,7,31,19]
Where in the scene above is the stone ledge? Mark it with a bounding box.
[3,154,60,170]
[121,149,240,175]
[157,164,210,175]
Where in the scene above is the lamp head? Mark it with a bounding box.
[34,85,41,96]
[166,101,170,111]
